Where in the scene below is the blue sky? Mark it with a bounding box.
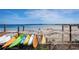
[0,9,79,24]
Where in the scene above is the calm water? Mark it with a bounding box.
[0,24,62,32]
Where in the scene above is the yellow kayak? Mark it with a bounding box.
[23,34,31,45]
[41,34,46,44]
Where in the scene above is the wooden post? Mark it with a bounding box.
[4,24,6,32]
[23,25,24,31]
[70,25,72,43]
[69,25,72,49]
[17,26,19,35]
[62,25,64,42]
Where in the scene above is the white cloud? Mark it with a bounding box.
[2,9,79,24]
[24,9,76,24]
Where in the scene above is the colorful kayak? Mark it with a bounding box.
[20,35,26,44]
[2,33,18,48]
[0,35,12,44]
[0,35,9,45]
[33,34,38,48]
[41,34,46,44]
[28,34,34,46]
[0,35,7,42]
[8,34,24,48]
[23,34,30,45]
[0,32,7,37]
[0,33,16,45]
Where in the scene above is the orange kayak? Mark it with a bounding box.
[2,33,18,48]
[33,34,38,48]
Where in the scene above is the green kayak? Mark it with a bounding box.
[8,34,24,48]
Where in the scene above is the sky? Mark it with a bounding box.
[0,9,79,24]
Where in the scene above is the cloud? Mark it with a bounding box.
[24,9,77,24]
[1,9,79,24]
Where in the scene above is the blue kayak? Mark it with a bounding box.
[20,35,26,44]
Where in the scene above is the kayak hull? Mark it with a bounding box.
[23,35,30,45]
[9,34,24,48]
[2,36,17,48]
[28,34,34,46]
[33,34,38,48]
[0,35,12,45]
[41,34,46,44]
[20,35,26,44]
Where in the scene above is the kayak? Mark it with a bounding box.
[33,34,38,48]
[0,35,7,42]
[41,34,46,44]
[0,35,12,45]
[0,34,8,38]
[2,36,16,48]
[23,34,30,45]
[8,34,24,48]
[2,33,18,48]
[0,32,7,37]
[28,34,34,46]
[0,33,16,45]
[20,35,26,44]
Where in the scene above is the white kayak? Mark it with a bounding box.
[6,33,16,37]
[0,33,15,44]
[0,35,12,44]
[28,34,34,45]
[0,35,7,42]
